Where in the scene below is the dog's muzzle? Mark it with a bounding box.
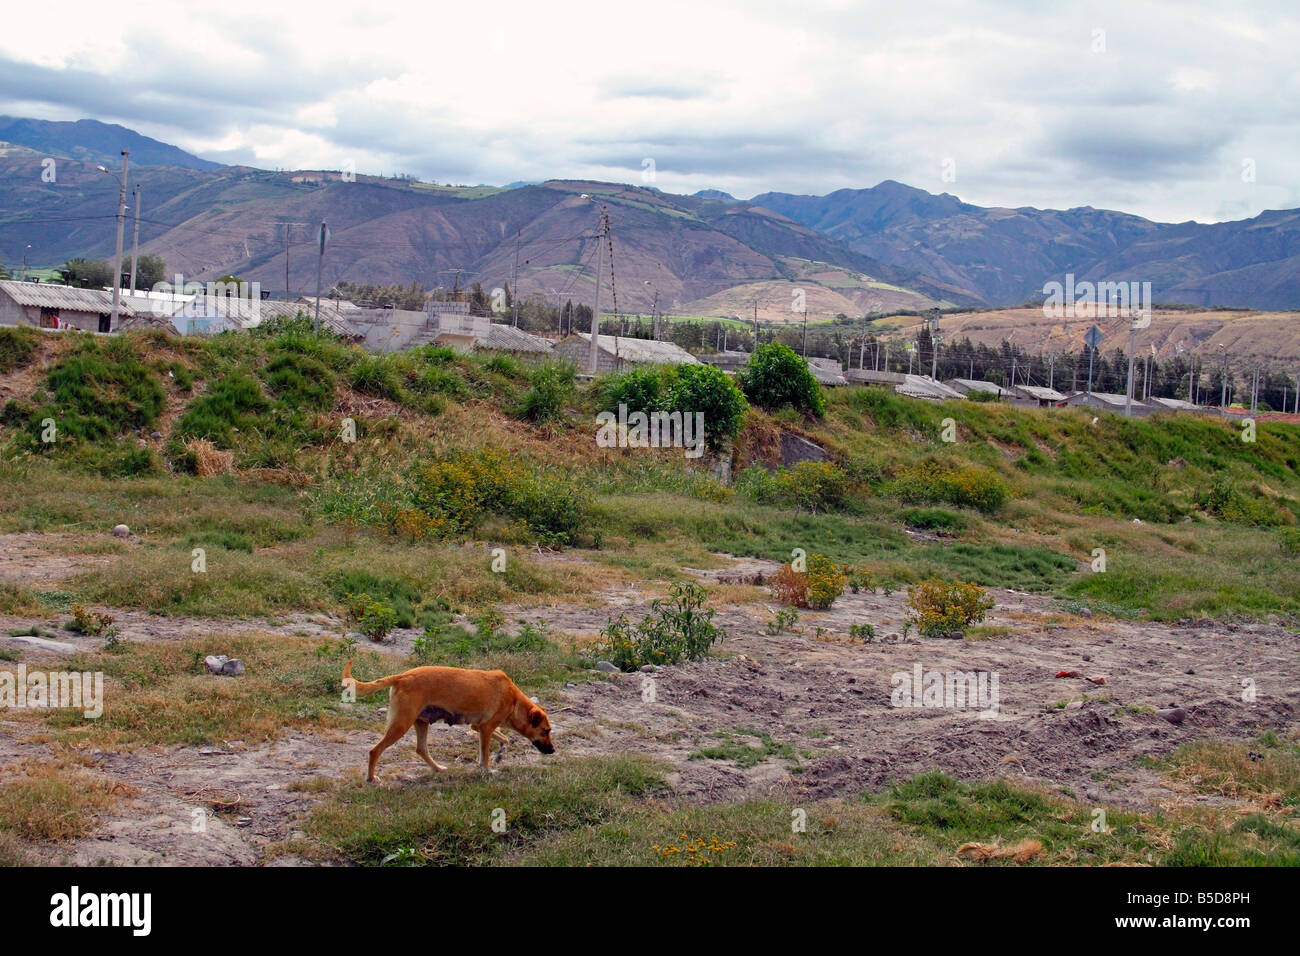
[534,741,555,754]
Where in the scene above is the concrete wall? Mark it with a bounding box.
[0,297,103,331]
[554,337,623,373]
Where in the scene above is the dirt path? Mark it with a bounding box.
[2,543,1297,865]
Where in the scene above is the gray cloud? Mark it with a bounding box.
[0,0,1296,223]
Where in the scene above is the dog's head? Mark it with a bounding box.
[524,704,555,754]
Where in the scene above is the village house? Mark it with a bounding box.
[1009,384,1068,407]
[0,279,133,333]
[1064,390,1159,417]
[946,377,1008,400]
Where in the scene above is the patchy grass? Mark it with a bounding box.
[1164,733,1300,806]
[21,634,389,747]
[0,760,134,842]
[301,755,670,865]
[690,729,797,768]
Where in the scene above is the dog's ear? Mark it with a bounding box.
[529,708,543,727]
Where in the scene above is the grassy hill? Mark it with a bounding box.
[1,323,1296,624]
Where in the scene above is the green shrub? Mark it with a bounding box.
[174,372,269,448]
[32,337,165,442]
[805,553,846,609]
[349,356,404,401]
[326,570,422,628]
[1197,475,1287,527]
[886,460,1008,514]
[0,326,38,373]
[601,366,673,414]
[516,361,575,425]
[734,463,782,503]
[407,450,592,546]
[263,353,335,410]
[344,593,398,641]
[591,581,726,671]
[666,362,748,453]
[777,461,850,513]
[900,507,968,533]
[738,342,825,416]
[734,461,851,513]
[905,579,994,637]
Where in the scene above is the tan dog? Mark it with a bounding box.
[342,660,554,781]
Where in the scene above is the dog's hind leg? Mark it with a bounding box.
[414,720,447,772]
[368,696,417,783]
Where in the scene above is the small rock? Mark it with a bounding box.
[112,524,130,538]
[1185,667,1195,675]
[1066,700,1084,710]
[1082,654,1092,662]
[220,658,245,677]
[235,816,253,827]
[1086,789,1101,802]
[945,630,965,640]
[1132,518,1143,525]
[595,661,619,673]
[639,665,657,673]
[150,431,163,439]
[1079,607,1093,618]
[204,655,229,674]
[1156,707,1187,725]
[8,635,79,654]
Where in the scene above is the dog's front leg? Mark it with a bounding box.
[477,724,496,772]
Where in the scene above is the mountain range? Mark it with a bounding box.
[0,117,1297,313]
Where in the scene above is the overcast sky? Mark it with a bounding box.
[2,0,1297,223]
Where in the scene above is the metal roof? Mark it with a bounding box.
[571,332,699,365]
[1070,391,1131,406]
[1014,384,1067,402]
[806,356,848,386]
[481,323,553,354]
[897,375,966,400]
[1147,396,1201,411]
[947,378,1005,396]
[0,280,135,315]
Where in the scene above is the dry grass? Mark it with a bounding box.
[0,759,135,842]
[185,437,234,477]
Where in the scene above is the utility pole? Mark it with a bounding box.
[753,301,758,349]
[110,148,129,331]
[801,309,808,357]
[314,220,327,334]
[581,196,609,375]
[1048,354,1055,390]
[129,184,142,293]
[1220,347,1229,412]
[1124,315,1137,417]
[511,230,521,328]
[284,224,291,299]
[21,244,30,282]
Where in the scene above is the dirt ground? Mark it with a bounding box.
[2,538,1297,865]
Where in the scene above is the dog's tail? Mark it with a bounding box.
[342,659,400,697]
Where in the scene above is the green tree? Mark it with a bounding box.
[667,362,748,453]
[737,342,825,416]
[61,258,114,288]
